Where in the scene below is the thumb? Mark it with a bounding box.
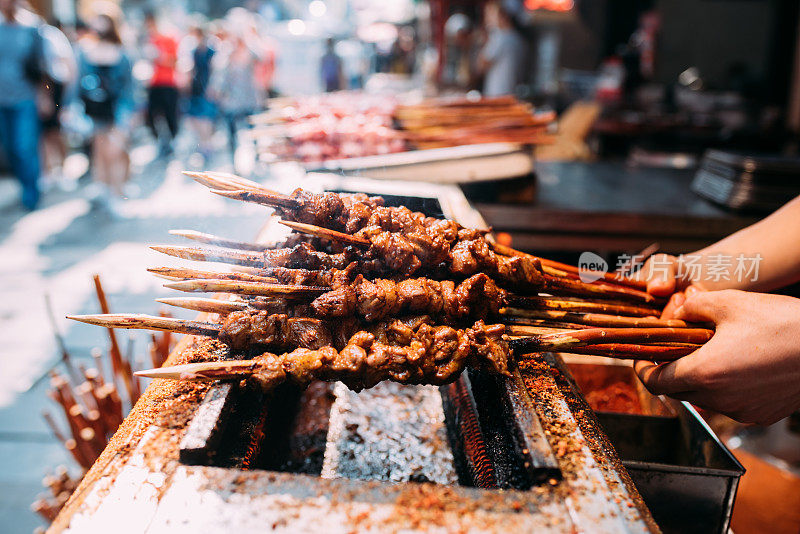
[645,254,677,297]
[660,291,685,320]
[674,289,733,324]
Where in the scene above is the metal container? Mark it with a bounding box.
[568,362,744,534]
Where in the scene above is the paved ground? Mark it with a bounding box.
[0,134,274,532]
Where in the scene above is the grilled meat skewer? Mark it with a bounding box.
[69,311,714,360]
[136,317,509,392]
[155,267,663,322]
[190,173,650,290]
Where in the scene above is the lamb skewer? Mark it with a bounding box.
[273,220,656,302]
[132,333,700,395]
[68,311,714,358]
[152,235,650,305]
[154,271,664,323]
[154,290,673,334]
[490,242,648,291]
[150,244,346,270]
[190,173,648,291]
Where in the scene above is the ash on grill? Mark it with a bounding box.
[321,382,458,484]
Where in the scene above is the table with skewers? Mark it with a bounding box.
[46,171,718,533]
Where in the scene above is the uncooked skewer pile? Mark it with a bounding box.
[67,171,711,395]
[35,276,175,525]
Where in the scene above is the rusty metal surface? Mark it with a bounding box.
[179,383,236,465]
[503,369,562,483]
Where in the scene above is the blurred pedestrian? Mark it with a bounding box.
[144,11,179,156]
[184,22,216,165]
[478,2,526,97]
[40,20,77,190]
[320,38,344,92]
[442,14,476,90]
[210,26,261,159]
[254,31,277,99]
[0,0,46,210]
[77,14,133,217]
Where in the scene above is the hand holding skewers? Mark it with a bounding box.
[69,173,716,397]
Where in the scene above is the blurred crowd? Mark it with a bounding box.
[0,0,280,215]
[0,0,529,215]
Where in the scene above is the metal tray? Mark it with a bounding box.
[566,361,744,534]
[598,404,744,534]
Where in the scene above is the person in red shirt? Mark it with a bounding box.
[144,11,179,155]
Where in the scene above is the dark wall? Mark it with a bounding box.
[558,0,607,70]
[559,0,655,71]
[655,0,774,89]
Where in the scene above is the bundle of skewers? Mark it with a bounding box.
[250,94,556,164]
[66,171,712,397]
[394,95,556,149]
[33,276,174,525]
[31,466,80,525]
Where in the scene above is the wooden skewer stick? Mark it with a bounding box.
[67,314,221,337]
[507,327,714,353]
[123,336,141,404]
[169,229,274,252]
[92,274,134,402]
[504,296,660,318]
[210,188,300,209]
[44,293,81,385]
[147,266,277,283]
[64,438,91,469]
[559,343,698,361]
[135,335,699,386]
[157,309,172,366]
[278,220,370,247]
[543,274,658,304]
[42,411,68,443]
[135,360,257,380]
[163,279,329,297]
[90,347,108,388]
[503,310,688,329]
[150,245,266,267]
[491,242,648,291]
[182,171,275,194]
[615,242,660,278]
[156,297,249,315]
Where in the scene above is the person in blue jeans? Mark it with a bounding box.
[0,0,46,210]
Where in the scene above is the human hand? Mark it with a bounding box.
[634,289,800,425]
[634,253,685,297]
